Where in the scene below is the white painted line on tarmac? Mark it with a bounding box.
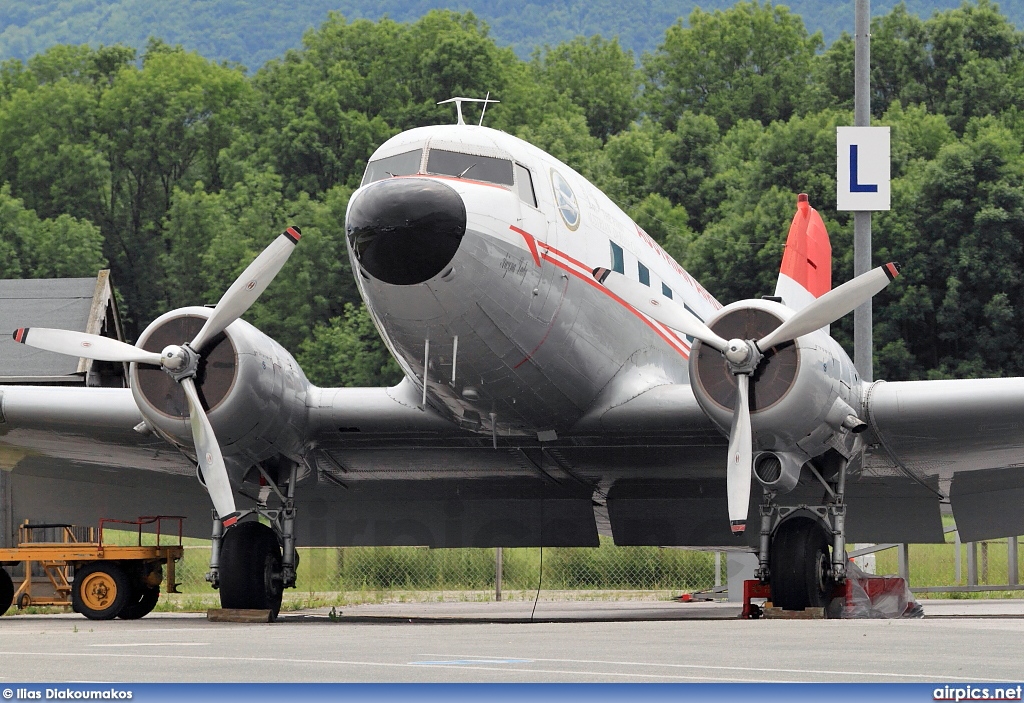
[417,652,999,682]
[89,643,210,647]
[0,651,787,682]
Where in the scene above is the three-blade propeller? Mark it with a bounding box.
[13,227,302,527]
[594,261,900,534]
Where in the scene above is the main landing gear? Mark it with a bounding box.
[206,462,299,618]
[756,456,851,612]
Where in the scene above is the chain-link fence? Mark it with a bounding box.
[11,525,1023,614]
[164,539,721,605]
[874,536,1024,592]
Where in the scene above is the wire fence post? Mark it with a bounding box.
[495,547,503,602]
[714,552,722,589]
[981,541,989,584]
[1008,537,1018,586]
[897,543,910,582]
[954,529,962,584]
[967,542,978,586]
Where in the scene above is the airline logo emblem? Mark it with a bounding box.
[551,170,580,230]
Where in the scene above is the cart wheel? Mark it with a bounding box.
[18,592,30,609]
[0,568,12,615]
[72,562,130,620]
[118,585,160,620]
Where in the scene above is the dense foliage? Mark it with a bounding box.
[1,1,1023,385]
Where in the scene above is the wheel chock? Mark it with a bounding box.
[207,608,274,623]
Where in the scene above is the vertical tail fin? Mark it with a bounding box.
[774,194,832,321]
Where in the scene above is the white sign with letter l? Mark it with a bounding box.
[836,126,890,211]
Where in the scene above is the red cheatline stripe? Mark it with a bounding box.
[540,242,691,356]
[509,225,541,266]
[13,328,27,344]
[503,225,691,359]
[542,253,690,360]
[284,226,301,244]
[884,262,901,280]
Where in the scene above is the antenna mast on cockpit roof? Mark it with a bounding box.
[437,95,500,126]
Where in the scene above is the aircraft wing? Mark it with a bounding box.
[864,377,1024,541]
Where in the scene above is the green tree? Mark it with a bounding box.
[297,303,403,387]
[534,35,640,140]
[644,2,824,131]
[0,184,106,279]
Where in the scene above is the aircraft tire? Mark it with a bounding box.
[0,568,13,615]
[118,585,160,619]
[769,517,833,611]
[72,562,132,620]
[219,521,283,617]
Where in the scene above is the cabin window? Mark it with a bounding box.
[662,283,673,299]
[638,262,650,287]
[426,149,514,186]
[515,163,537,207]
[361,149,422,186]
[610,241,624,274]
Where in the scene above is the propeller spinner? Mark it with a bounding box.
[13,226,302,527]
[594,260,900,534]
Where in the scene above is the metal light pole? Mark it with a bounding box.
[853,0,873,381]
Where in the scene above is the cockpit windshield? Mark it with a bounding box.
[426,149,514,186]
[361,149,423,186]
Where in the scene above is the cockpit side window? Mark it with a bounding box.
[361,149,423,186]
[426,149,514,186]
[515,163,537,207]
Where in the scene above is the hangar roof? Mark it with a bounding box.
[0,271,128,386]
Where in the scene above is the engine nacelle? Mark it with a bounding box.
[689,299,864,460]
[129,307,311,481]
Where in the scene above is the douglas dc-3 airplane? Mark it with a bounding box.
[3,97,1024,618]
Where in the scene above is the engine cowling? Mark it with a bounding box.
[689,299,863,469]
[129,307,311,481]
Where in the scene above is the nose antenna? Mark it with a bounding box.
[437,95,500,126]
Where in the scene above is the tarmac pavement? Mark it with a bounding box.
[0,599,1021,683]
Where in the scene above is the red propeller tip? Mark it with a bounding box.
[12,328,28,344]
[884,262,901,281]
[221,513,240,528]
[730,521,746,535]
[284,226,301,244]
[592,267,611,283]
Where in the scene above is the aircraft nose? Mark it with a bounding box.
[347,178,467,285]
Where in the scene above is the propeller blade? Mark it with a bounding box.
[191,227,301,351]
[757,262,900,351]
[593,268,729,352]
[727,373,753,535]
[180,377,239,526]
[12,327,164,365]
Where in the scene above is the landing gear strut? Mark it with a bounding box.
[756,456,851,611]
[206,462,299,617]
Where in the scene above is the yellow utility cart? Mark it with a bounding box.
[0,516,185,620]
